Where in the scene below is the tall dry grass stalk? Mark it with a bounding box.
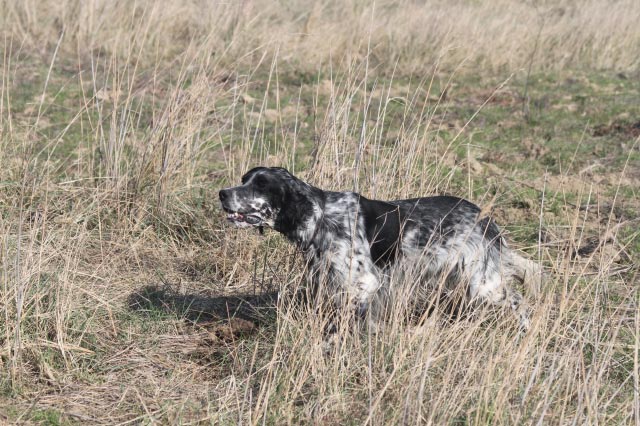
[2,0,640,75]
[0,0,638,423]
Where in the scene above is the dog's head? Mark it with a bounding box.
[218,167,294,229]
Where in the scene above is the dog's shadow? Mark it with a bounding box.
[127,285,280,325]
[127,284,469,333]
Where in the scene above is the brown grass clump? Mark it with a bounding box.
[1,0,639,424]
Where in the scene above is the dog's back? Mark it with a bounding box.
[359,194,534,328]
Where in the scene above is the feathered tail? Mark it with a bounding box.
[509,252,544,297]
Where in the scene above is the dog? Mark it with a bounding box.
[219,166,541,332]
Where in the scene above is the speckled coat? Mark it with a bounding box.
[219,167,541,331]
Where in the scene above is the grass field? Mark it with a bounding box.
[1,0,639,424]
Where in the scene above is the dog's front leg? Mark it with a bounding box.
[340,253,383,335]
[325,257,382,329]
[318,254,382,354]
[354,272,383,333]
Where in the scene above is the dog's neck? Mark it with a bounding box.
[296,197,325,251]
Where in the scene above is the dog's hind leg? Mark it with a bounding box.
[473,285,531,331]
[502,252,544,331]
[503,287,531,331]
[468,265,531,331]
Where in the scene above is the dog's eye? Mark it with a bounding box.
[254,175,267,188]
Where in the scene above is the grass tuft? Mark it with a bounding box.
[1,0,639,423]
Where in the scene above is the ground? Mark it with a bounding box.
[1,1,639,424]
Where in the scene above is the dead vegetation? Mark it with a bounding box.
[1,0,639,424]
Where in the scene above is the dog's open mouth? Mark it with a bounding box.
[226,211,262,225]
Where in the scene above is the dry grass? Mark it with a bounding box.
[3,0,640,74]
[1,0,639,424]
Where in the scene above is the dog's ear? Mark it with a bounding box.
[273,179,316,238]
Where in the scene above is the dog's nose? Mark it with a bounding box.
[219,189,229,202]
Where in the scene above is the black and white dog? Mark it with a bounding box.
[219,167,541,331]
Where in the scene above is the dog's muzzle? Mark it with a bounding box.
[219,189,264,227]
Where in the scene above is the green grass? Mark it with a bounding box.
[1,43,638,424]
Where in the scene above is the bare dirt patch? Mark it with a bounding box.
[592,119,640,138]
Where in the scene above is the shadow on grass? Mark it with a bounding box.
[126,284,470,331]
[127,285,280,325]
